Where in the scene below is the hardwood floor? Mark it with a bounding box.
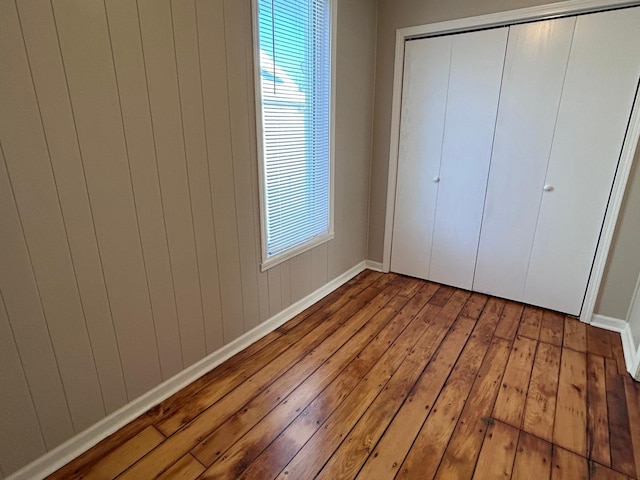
[48,270,640,479]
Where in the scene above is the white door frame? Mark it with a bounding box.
[381,0,640,323]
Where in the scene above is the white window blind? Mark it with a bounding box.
[256,0,332,263]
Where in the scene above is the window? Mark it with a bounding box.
[254,0,334,270]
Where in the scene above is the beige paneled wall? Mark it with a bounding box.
[367,0,640,320]
[596,144,640,320]
[0,0,376,475]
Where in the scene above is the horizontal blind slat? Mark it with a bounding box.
[258,0,331,259]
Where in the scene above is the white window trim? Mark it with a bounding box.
[251,0,337,272]
[381,0,640,324]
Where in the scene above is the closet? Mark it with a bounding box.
[390,7,640,316]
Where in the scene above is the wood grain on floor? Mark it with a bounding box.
[47,270,640,479]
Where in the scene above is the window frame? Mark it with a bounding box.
[251,0,337,272]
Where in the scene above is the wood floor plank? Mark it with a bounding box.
[396,276,426,298]
[46,414,157,480]
[428,284,456,306]
[197,288,440,479]
[48,274,640,480]
[396,299,505,479]
[314,353,423,480]
[199,302,439,479]
[492,335,537,428]
[268,294,473,480]
[588,327,613,359]
[540,310,564,346]
[605,358,636,477]
[355,297,495,480]
[273,270,387,337]
[587,354,611,467]
[512,431,553,479]
[607,331,628,377]
[203,308,430,479]
[147,328,282,425]
[518,305,543,340]
[155,455,204,480]
[493,301,524,342]
[589,461,630,480]
[564,316,587,353]
[554,348,588,457]
[238,291,471,480]
[276,270,380,333]
[552,446,588,480]
[522,342,561,443]
[318,296,497,480]
[154,277,395,436]
[472,420,519,480]
[460,292,489,319]
[434,337,511,480]
[623,377,640,480]
[191,282,436,467]
[315,295,482,480]
[80,426,164,480]
[191,291,411,464]
[120,279,407,479]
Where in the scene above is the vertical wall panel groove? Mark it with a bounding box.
[104,0,184,380]
[0,290,47,475]
[193,0,228,350]
[0,0,105,432]
[0,143,74,449]
[313,244,330,291]
[280,260,292,309]
[328,0,375,279]
[224,0,262,330]
[94,0,167,390]
[168,1,211,356]
[268,265,283,316]
[103,0,167,384]
[137,0,206,367]
[291,251,314,303]
[197,0,245,342]
[16,0,128,415]
[16,5,109,418]
[171,0,225,354]
[52,0,162,399]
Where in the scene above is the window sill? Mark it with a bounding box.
[260,231,334,272]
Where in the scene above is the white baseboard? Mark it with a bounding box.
[7,261,368,480]
[365,260,384,272]
[591,314,640,379]
[590,313,627,331]
[633,345,640,380]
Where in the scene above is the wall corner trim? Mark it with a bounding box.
[590,313,640,379]
[7,260,368,480]
[365,259,384,272]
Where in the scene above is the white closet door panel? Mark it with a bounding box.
[429,27,508,290]
[524,7,640,315]
[474,18,575,300]
[390,36,452,279]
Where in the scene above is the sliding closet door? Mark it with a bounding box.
[428,27,508,289]
[473,17,575,301]
[523,7,640,315]
[390,36,452,279]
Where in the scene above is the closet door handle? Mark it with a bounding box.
[543,184,554,192]
[433,176,440,183]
